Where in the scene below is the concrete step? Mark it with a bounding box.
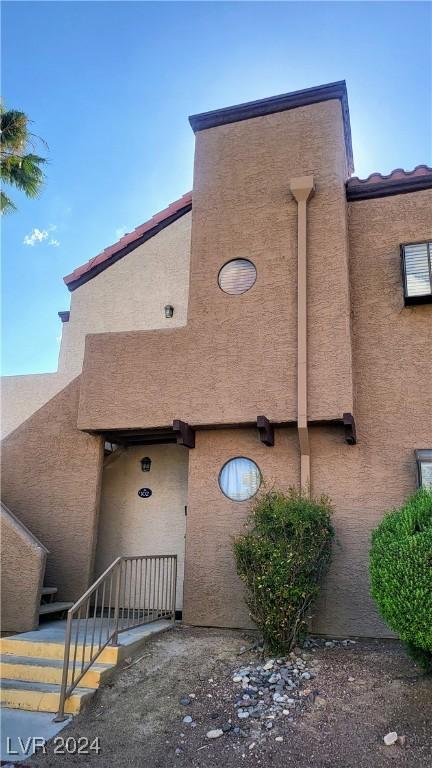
[0,619,172,668]
[0,654,115,688]
[41,586,58,597]
[0,678,95,714]
[0,636,121,664]
[39,601,74,617]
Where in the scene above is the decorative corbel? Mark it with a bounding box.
[173,419,195,448]
[343,413,357,445]
[257,416,274,447]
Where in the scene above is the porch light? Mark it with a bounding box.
[415,449,432,489]
[164,304,174,318]
[140,456,152,472]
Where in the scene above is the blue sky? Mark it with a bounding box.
[2,1,431,375]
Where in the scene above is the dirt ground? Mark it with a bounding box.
[30,626,431,768]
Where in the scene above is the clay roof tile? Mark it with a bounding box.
[64,191,192,290]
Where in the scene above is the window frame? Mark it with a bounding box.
[218,456,262,502]
[217,258,258,296]
[415,449,432,489]
[400,240,432,306]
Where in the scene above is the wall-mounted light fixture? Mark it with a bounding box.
[415,449,432,488]
[164,304,174,318]
[140,456,152,472]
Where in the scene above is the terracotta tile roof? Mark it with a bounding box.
[346,165,432,200]
[64,192,192,291]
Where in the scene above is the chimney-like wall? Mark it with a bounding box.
[78,93,354,430]
[188,96,354,422]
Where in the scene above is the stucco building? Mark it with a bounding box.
[2,81,432,638]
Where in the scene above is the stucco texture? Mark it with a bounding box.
[59,213,191,378]
[96,444,188,610]
[310,189,432,637]
[1,503,47,633]
[1,378,104,602]
[1,373,69,439]
[182,426,392,636]
[183,428,300,628]
[77,99,354,431]
[183,190,431,637]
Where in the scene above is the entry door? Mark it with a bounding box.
[96,443,188,610]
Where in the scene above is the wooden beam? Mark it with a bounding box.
[257,416,274,447]
[173,420,195,449]
[343,413,357,445]
[102,427,176,446]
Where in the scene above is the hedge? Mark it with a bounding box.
[370,488,432,671]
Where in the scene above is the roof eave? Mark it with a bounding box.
[64,199,192,292]
[346,172,432,201]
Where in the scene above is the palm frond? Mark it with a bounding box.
[0,104,47,211]
[1,153,46,197]
[0,190,17,214]
[0,109,28,152]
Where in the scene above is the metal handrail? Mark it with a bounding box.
[55,554,177,721]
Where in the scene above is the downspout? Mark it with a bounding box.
[289,176,315,492]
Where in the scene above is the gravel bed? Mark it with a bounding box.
[30,626,432,767]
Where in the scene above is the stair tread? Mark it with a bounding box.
[38,601,74,615]
[0,654,114,671]
[41,586,58,596]
[0,678,95,695]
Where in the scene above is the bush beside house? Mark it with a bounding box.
[370,489,432,671]
[233,488,334,653]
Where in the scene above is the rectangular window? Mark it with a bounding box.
[401,242,432,305]
[415,449,432,489]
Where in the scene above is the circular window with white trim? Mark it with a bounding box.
[218,457,261,501]
[218,258,257,295]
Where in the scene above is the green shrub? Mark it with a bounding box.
[370,488,432,671]
[233,487,334,653]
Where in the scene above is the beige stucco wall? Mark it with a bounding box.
[1,212,191,439]
[310,189,431,636]
[183,428,300,628]
[1,373,69,440]
[183,189,432,638]
[1,502,48,633]
[78,99,354,431]
[182,426,393,637]
[96,444,188,610]
[188,99,354,422]
[58,212,191,377]
[1,378,104,602]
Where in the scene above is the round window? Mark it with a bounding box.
[218,259,257,295]
[219,457,261,501]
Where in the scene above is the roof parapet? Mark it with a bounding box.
[189,80,354,175]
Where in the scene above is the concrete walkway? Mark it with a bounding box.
[0,708,71,763]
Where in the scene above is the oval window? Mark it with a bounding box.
[219,457,261,501]
[218,259,257,295]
